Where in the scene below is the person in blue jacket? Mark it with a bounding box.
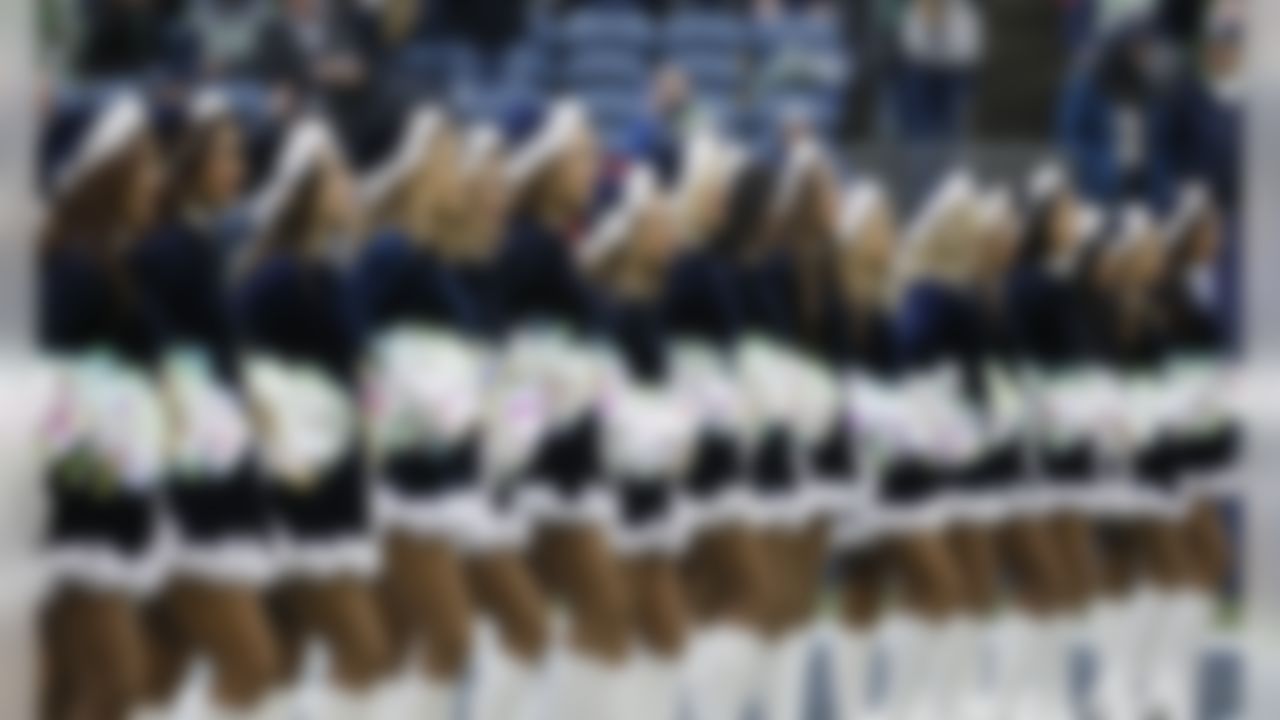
[232,115,395,717]
[1057,16,1178,207]
[37,92,166,720]
[494,99,631,720]
[132,89,284,718]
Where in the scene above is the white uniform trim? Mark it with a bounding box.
[45,541,171,598]
[374,482,529,554]
[271,532,381,581]
[517,481,614,529]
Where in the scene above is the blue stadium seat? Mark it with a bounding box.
[581,88,644,132]
[499,38,554,92]
[660,9,748,52]
[395,41,482,94]
[560,6,656,53]
[667,51,741,98]
[565,49,648,92]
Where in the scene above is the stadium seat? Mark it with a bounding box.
[565,49,648,92]
[666,51,742,98]
[660,9,748,53]
[560,6,656,54]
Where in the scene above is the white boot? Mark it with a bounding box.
[319,680,406,720]
[1141,589,1211,720]
[761,627,813,720]
[874,611,934,720]
[827,621,875,720]
[471,644,542,720]
[542,649,622,720]
[618,650,681,720]
[937,615,995,720]
[1084,593,1142,720]
[240,692,293,720]
[399,671,456,720]
[683,623,767,720]
[199,692,292,720]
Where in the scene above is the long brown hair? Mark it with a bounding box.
[236,167,329,277]
[39,137,153,259]
[158,116,232,222]
[780,171,839,347]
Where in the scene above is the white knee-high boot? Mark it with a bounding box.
[827,620,875,720]
[875,611,934,720]
[761,626,814,720]
[471,643,542,720]
[683,622,767,720]
[1141,587,1212,720]
[618,649,682,720]
[541,648,624,720]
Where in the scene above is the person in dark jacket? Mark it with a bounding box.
[37,92,166,720]
[232,115,395,717]
[132,89,284,718]
[1057,16,1178,206]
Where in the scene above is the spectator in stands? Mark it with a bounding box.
[887,0,984,193]
[253,0,419,143]
[1163,4,1241,210]
[1160,5,1242,342]
[1057,15,1179,204]
[75,0,183,79]
[431,0,528,61]
[179,0,276,79]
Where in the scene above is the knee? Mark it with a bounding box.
[638,605,687,658]
[94,648,152,711]
[424,617,474,678]
[333,626,394,689]
[574,585,631,659]
[501,599,550,661]
[212,637,282,708]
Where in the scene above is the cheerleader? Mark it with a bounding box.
[131,90,283,718]
[756,135,852,720]
[494,99,631,719]
[1083,204,1194,720]
[37,93,166,720]
[663,134,774,720]
[233,115,394,717]
[347,103,476,718]
[870,171,984,720]
[826,177,904,720]
[450,125,552,720]
[580,163,694,720]
[1127,183,1239,720]
[1001,165,1119,720]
